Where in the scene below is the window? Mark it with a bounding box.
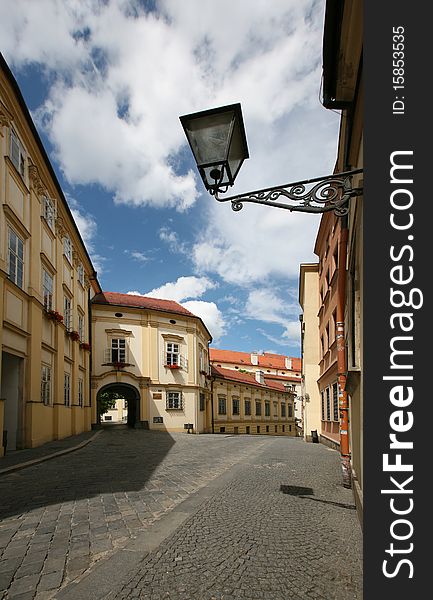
[273,402,278,417]
[232,398,240,415]
[282,425,285,433]
[166,391,182,410]
[10,129,25,176]
[64,374,71,407]
[244,400,251,416]
[199,393,205,411]
[266,425,269,433]
[41,365,51,405]
[326,387,331,421]
[281,403,286,417]
[8,228,24,288]
[218,397,226,415]
[42,269,53,311]
[257,426,260,433]
[77,263,85,286]
[288,404,293,418]
[43,197,56,229]
[78,314,84,341]
[78,379,84,407]
[64,296,72,330]
[166,342,179,366]
[255,401,261,416]
[199,347,206,372]
[321,391,325,421]
[265,402,270,417]
[333,383,339,422]
[63,236,73,262]
[111,338,126,363]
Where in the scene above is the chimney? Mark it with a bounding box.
[255,370,264,384]
[285,357,292,370]
[251,352,259,366]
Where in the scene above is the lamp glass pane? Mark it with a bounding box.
[227,117,247,182]
[185,110,234,166]
[201,164,231,189]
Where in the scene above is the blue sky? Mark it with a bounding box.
[0,0,340,355]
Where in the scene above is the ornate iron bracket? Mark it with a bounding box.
[211,169,363,216]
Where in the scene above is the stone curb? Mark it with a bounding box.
[0,429,104,476]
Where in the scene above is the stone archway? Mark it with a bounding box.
[96,383,141,428]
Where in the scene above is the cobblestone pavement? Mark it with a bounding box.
[0,428,362,600]
[114,437,362,600]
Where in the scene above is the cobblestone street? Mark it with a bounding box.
[0,428,362,600]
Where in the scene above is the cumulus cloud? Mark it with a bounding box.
[181,300,226,344]
[126,276,225,343]
[245,287,300,346]
[67,196,106,275]
[138,276,217,302]
[0,0,337,215]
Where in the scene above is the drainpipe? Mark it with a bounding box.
[336,224,352,488]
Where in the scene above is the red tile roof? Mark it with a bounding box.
[92,292,196,317]
[209,349,301,372]
[211,365,292,393]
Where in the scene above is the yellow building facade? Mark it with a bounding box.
[210,365,296,436]
[91,292,212,433]
[299,264,321,442]
[0,54,100,455]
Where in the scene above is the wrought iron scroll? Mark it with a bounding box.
[212,169,363,216]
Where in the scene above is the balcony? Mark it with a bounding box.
[164,353,188,371]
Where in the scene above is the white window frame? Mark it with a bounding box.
[10,129,25,177]
[166,391,182,410]
[165,342,180,366]
[64,373,71,406]
[42,269,54,311]
[63,235,73,263]
[64,296,72,331]
[77,263,85,286]
[7,227,24,288]
[78,313,84,341]
[42,196,56,230]
[111,338,126,363]
[41,365,52,406]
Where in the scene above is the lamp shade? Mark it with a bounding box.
[180,103,249,193]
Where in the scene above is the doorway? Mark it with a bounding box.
[96,383,141,428]
[1,352,24,451]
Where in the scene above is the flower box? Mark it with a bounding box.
[80,342,91,351]
[166,364,180,369]
[67,330,80,341]
[45,309,64,323]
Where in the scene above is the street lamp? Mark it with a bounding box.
[180,103,363,216]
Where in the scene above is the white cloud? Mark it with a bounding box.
[181,300,226,344]
[129,276,217,303]
[67,196,106,275]
[245,287,300,346]
[0,0,337,216]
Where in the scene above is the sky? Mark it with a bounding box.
[0,0,340,355]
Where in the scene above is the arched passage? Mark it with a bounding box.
[96,383,141,428]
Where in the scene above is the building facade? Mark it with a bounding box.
[299,264,321,442]
[0,54,101,456]
[210,349,302,430]
[299,0,363,516]
[91,292,212,433]
[210,365,296,436]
